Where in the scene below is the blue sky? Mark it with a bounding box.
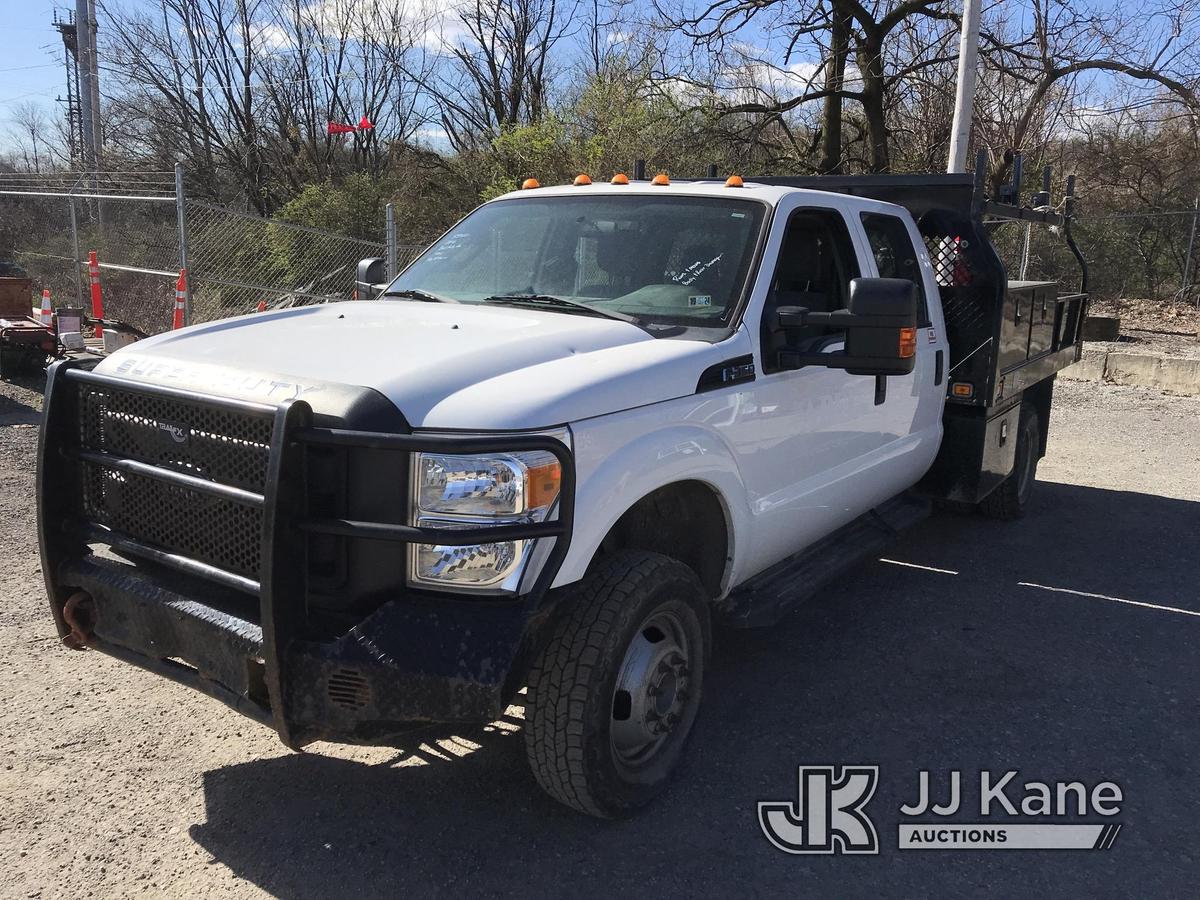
[0,2,72,139]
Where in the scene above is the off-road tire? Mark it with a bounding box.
[979,403,1040,520]
[524,550,710,818]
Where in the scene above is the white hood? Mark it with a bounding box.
[97,300,738,430]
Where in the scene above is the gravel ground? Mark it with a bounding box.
[1,376,1198,898]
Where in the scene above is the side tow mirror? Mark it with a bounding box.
[775,277,918,377]
[843,277,918,376]
[355,257,388,301]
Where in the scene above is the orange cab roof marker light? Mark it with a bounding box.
[573,173,592,186]
[651,173,670,186]
[611,173,630,185]
[725,175,744,188]
[521,178,540,190]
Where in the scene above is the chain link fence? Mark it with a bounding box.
[10,170,1193,328]
[0,168,424,336]
[184,200,421,322]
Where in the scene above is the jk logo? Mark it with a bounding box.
[759,766,880,854]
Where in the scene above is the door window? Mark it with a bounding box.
[761,208,861,373]
[860,212,931,326]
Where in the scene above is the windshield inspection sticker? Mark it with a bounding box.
[759,766,1124,854]
[688,295,713,307]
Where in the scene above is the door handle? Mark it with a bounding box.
[934,349,944,385]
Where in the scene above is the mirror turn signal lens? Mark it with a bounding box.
[899,327,917,358]
[951,382,974,398]
[521,178,540,189]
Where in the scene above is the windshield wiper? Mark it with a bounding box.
[481,293,640,325]
[381,288,459,304]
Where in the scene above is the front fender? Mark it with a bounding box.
[553,394,752,592]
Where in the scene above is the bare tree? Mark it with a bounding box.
[412,0,580,153]
[668,0,956,172]
[978,0,1200,193]
[6,102,66,173]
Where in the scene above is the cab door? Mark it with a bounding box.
[858,207,948,445]
[730,199,925,580]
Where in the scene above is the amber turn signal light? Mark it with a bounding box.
[951,382,974,398]
[899,326,917,358]
[526,461,562,510]
[521,178,540,189]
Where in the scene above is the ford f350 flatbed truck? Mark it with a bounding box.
[38,153,1088,817]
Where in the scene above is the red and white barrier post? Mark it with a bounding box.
[173,269,188,330]
[87,251,104,337]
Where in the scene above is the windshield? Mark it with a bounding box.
[385,194,767,334]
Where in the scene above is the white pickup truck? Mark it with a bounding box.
[38,158,1088,818]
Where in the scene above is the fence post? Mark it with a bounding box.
[1184,196,1199,305]
[385,202,397,278]
[69,197,84,305]
[175,162,191,325]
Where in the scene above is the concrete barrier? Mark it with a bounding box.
[1062,350,1200,396]
[1082,316,1121,341]
[1062,353,1106,382]
[1105,353,1162,385]
[1158,357,1200,394]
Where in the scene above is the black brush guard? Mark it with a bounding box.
[37,361,575,748]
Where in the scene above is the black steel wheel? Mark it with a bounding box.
[523,550,709,818]
[979,403,1040,520]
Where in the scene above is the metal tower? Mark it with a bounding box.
[52,10,84,167]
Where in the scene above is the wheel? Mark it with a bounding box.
[523,550,710,818]
[979,404,1040,520]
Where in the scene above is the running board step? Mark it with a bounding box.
[721,493,931,628]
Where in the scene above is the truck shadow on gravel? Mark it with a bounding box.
[189,480,1200,897]
[0,375,43,426]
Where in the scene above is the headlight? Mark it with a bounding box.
[409,446,565,592]
[416,451,561,519]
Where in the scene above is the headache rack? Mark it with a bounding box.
[37,362,575,745]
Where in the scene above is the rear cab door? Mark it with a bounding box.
[856,200,949,449]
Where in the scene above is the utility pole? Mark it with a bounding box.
[73,0,102,174]
[85,0,102,167]
[947,0,983,173]
[74,0,95,172]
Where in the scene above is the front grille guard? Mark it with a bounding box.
[37,360,576,746]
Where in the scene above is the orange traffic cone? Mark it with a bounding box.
[172,269,187,330]
[38,288,52,326]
